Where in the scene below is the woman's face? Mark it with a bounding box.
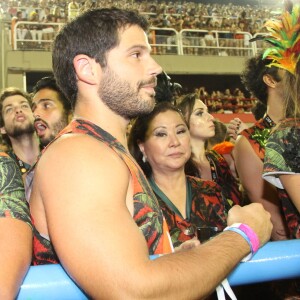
[139,110,191,173]
[188,99,215,141]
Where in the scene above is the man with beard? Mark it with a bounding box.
[31,76,72,148]
[0,88,35,297]
[0,87,40,176]
[24,76,72,201]
[29,8,272,299]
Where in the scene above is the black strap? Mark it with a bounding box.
[263,114,276,128]
[8,151,31,174]
[149,177,192,220]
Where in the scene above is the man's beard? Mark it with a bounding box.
[39,117,68,147]
[98,67,156,119]
[5,122,35,138]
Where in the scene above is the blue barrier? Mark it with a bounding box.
[17,240,300,299]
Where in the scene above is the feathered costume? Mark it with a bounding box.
[262,5,300,74]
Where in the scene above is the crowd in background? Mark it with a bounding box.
[194,86,255,113]
[0,0,286,35]
[1,5,300,299]
[1,0,260,113]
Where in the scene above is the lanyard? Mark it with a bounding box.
[149,177,192,220]
[263,114,276,128]
[206,154,218,182]
[8,151,31,174]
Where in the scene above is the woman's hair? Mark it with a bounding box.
[251,101,267,121]
[175,93,198,127]
[207,120,228,150]
[176,93,214,150]
[283,60,300,119]
[240,52,281,105]
[128,101,197,177]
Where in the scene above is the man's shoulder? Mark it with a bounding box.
[41,133,114,162]
[37,133,128,180]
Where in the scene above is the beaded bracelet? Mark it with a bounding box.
[223,223,260,261]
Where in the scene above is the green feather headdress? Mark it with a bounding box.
[262,5,300,74]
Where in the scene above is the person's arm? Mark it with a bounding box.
[34,135,272,299]
[0,155,33,299]
[233,135,288,240]
[0,219,32,299]
[279,174,300,213]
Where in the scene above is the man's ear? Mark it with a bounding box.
[263,74,277,88]
[0,127,6,135]
[73,54,99,85]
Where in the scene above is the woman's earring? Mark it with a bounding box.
[142,155,147,163]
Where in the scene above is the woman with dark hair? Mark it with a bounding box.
[176,94,244,211]
[232,53,288,241]
[128,102,227,248]
[262,6,300,240]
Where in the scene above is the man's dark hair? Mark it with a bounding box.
[240,52,281,105]
[0,87,31,127]
[52,8,149,107]
[155,71,182,104]
[32,76,72,112]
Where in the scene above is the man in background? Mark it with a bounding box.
[31,76,72,148]
[0,87,40,176]
[29,8,272,299]
[25,76,72,200]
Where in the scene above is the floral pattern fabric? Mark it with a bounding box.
[0,152,32,229]
[152,176,227,248]
[206,150,243,209]
[32,119,172,265]
[263,118,300,239]
[240,117,274,162]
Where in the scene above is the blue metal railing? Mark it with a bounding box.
[17,239,300,299]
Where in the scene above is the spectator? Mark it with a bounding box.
[177,93,244,209]
[233,53,288,241]
[262,6,300,239]
[128,102,227,248]
[28,11,43,47]
[0,151,32,299]
[29,8,272,298]
[68,0,79,20]
[0,87,40,176]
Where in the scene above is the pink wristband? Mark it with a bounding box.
[224,223,260,254]
[238,223,260,253]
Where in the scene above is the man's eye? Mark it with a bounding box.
[5,108,12,114]
[132,52,140,58]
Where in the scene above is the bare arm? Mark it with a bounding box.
[0,219,32,299]
[34,135,272,299]
[280,174,300,213]
[233,135,288,240]
[0,154,33,299]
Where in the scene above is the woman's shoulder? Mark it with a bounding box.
[276,118,300,131]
